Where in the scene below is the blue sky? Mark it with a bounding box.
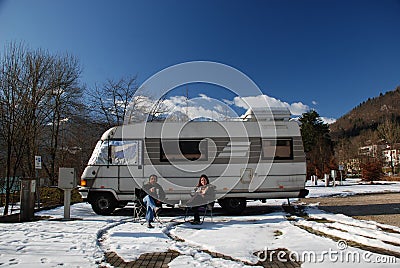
[1,0,400,121]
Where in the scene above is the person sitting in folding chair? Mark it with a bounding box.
[142,174,165,228]
[186,174,215,225]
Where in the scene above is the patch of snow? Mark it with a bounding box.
[1,181,400,266]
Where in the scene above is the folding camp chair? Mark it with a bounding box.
[183,202,214,224]
[184,184,216,224]
[198,202,214,224]
[132,200,145,222]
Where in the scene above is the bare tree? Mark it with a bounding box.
[145,94,170,122]
[0,42,84,214]
[0,43,28,214]
[41,54,83,184]
[21,48,57,179]
[88,76,139,127]
[377,118,400,174]
[89,76,174,126]
[0,43,54,213]
[377,118,400,146]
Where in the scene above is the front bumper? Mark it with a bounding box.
[78,187,89,201]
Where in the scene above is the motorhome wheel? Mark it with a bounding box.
[219,198,246,215]
[91,193,117,215]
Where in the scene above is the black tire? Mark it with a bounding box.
[91,193,117,215]
[218,198,246,215]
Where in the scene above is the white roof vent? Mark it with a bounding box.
[242,107,291,121]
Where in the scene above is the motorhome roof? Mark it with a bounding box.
[242,107,291,121]
[100,108,293,140]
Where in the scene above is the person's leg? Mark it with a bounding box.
[143,195,156,226]
[193,206,200,223]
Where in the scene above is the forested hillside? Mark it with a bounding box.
[330,86,400,141]
[330,86,400,167]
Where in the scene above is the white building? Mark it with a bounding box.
[359,144,400,170]
[382,147,400,168]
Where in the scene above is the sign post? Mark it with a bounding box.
[35,156,42,170]
[35,156,42,208]
[338,165,344,185]
[331,170,337,187]
[58,168,76,220]
[324,174,330,187]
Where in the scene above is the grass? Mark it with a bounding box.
[305,217,334,224]
[274,230,283,237]
[39,187,82,207]
[381,176,400,181]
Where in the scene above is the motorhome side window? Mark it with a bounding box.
[160,139,207,162]
[87,140,141,165]
[262,138,293,160]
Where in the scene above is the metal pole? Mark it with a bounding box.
[20,178,35,222]
[324,174,329,187]
[64,189,72,220]
[391,150,394,175]
[36,169,40,209]
[340,170,343,185]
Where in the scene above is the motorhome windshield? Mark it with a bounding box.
[87,140,141,165]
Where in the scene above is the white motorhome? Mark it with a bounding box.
[79,108,308,215]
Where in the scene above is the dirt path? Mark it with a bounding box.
[298,193,400,227]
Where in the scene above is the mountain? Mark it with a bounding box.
[330,86,400,141]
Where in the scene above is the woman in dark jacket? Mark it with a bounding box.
[186,174,213,224]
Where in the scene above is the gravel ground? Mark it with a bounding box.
[298,193,400,227]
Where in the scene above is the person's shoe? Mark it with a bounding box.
[147,222,154,228]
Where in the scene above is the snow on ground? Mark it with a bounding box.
[305,178,400,198]
[169,214,399,267]
[0,179,400,267]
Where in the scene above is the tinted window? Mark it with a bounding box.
[160,139,207,162]
[262,138,293,160]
